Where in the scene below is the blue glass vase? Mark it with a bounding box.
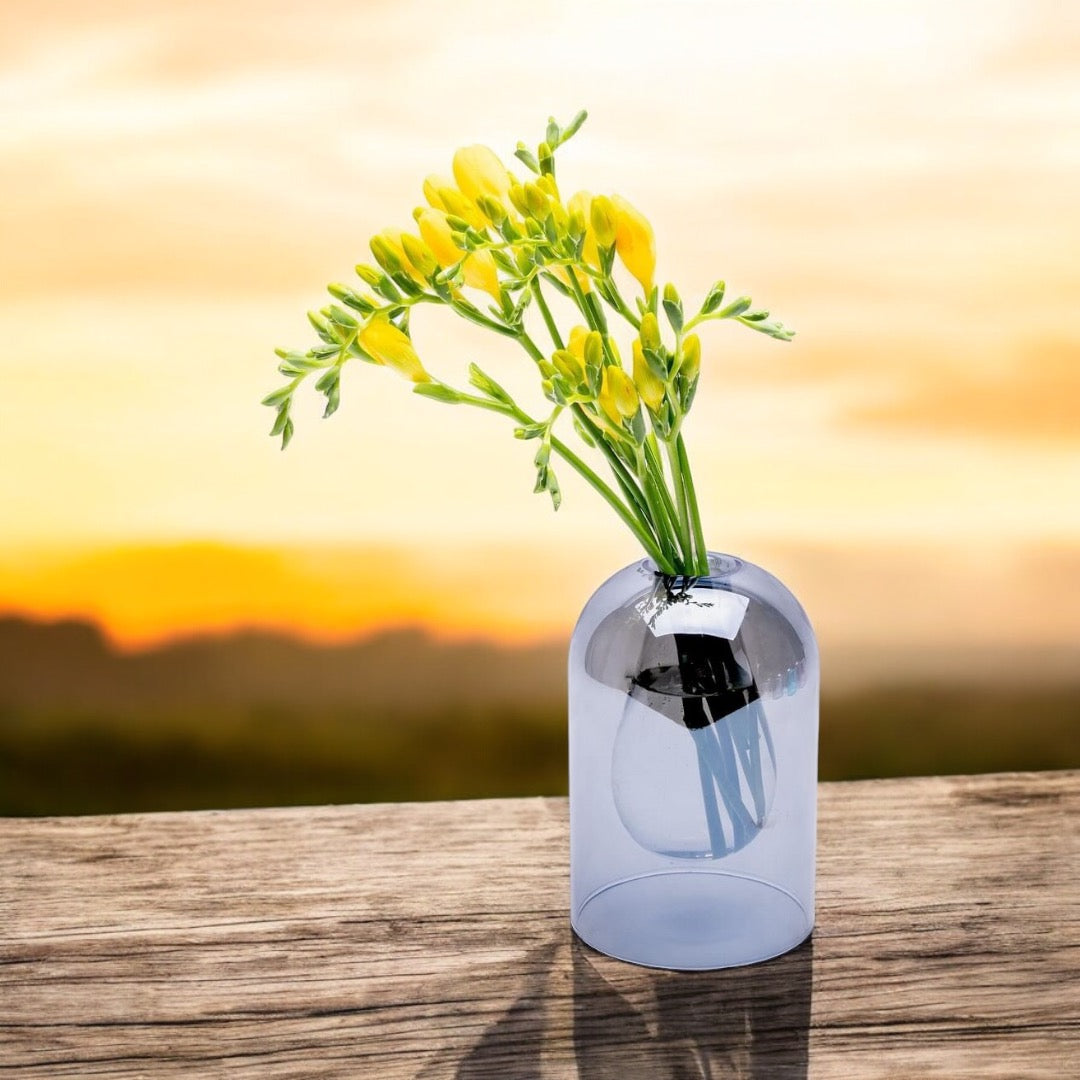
[569,552,818,969]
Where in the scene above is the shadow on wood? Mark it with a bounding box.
[420,934,812,1078]
[570,935,812,1079]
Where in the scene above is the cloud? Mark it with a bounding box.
[848,340,1080,443]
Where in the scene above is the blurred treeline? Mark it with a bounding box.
[1,616,1077,816]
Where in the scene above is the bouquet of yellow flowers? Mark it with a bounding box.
[264,110,793,577]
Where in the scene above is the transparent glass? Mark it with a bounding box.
[569,552,818,970]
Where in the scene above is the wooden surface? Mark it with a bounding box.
[1,771,1077,1078]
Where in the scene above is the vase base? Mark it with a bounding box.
[572,870,812,970]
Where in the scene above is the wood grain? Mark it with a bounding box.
[1,771,1077,1078]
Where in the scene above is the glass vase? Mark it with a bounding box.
[569,551,818,970]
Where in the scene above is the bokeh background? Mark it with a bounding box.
[2,0,1078,814]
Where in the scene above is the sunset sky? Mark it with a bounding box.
[2,1,1078,670]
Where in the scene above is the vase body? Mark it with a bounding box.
[569,552,818,970]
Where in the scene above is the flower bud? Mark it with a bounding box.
[369,233,402,275]
[463,249,502,300]
[589,195,617,250]
[662,282,684,332]
[508,182,530,217]
[567,325,590,363]
[423,174,485,229]
[422,175,449,212]
[524,182,549,219]
[354,265,384,287]
[417,209,462,268]
[599,365,640,423]
[611,194,656,294]
[639,311,661,352]
[584,330,603,372]
[549,200,569,235]
[679,333,701,382]
[357,317,430,383]
[552,349,585,385]
[568,191,599,265]
[453,144,512,209]
[633,339,666,411]
[476,195,507,226]
[371,229,427,286]
[401,234,438,279]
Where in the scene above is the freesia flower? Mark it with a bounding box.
[633,339,666,412]
[599,365,640,424]
[357,317,430,383]
[452,145,512,218]
[611,195,656,294]
[422,175,485,229]
[416,209,502,300]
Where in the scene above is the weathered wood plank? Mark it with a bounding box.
[1,771,1077,1078]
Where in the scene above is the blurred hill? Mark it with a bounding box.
[1,615,1077,816]
[0,616,566,716]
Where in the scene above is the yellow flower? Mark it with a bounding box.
[416,208,501,300]
[370,229,427,287]
[452,145,512,219]
[589,195,618,250]
[633,339,666,412]
[599,365,640,424]
[357,317,430,383]
[417,209,462,268]
[464,249,502,300]
[611,194,656,294]
[422,174,485,229]
[567,325,590,365]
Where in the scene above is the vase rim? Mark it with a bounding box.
[641,552,742,580]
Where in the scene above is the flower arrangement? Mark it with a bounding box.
[264,111,793,577]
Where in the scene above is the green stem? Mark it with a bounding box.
[530,279,564,350]
[516,331,546,364]
[677,432,710,575]
[646,435,690,569]
[664,437,695,571]
[563,271,616,364]
[551,433,671,570]
[448,388,671,571]
[595,273,641,330]
[572,406,655,538]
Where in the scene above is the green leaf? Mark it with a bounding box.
[546,117,560,148]
[280,417,295,449]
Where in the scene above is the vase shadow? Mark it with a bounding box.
[416,933,812,1079]
[571,933,813,1079]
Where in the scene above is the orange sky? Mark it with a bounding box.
[2,1,1078,665]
